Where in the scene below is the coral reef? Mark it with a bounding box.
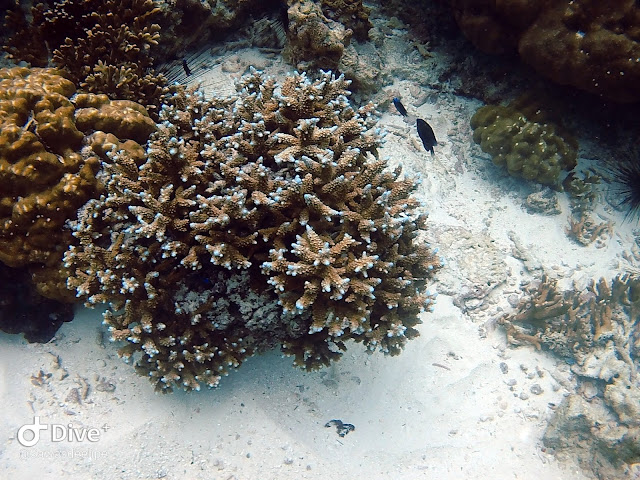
[450,0,640,103]
[470,95,578,185]
[157,0,266,57]
[3,0,169,117]
[499,274,638,360]
[319,0,372,41]
[283,0,353,71]
[518,0,640,103]
[0,263,74,343]
[64,69,441,392]
[283,0,374,79]
[499,273,640,477]
[0,66,156,301]
[449,0,540,55]
[544,391,640,479]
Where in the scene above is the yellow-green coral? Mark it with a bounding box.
[471,96,578,185]
[64,69,441,392]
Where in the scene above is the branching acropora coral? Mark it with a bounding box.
[65,69,442,392]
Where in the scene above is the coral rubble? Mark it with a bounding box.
[64,69,441,392]
[0,66,156,302]
[471,95,578,185]
[500,274,640,477]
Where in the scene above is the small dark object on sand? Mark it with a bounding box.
[325,419,355,437]
[417,118,437,154]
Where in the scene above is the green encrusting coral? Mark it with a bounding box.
[471,96,578,185]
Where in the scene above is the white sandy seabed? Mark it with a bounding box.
[1,45,637,480]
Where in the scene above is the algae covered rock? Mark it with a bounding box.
[471,96,578,185]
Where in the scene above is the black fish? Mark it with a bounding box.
[393,97,408,116]
[182,59,191,76]
[416,118,437,154]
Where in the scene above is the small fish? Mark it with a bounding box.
[392,97,408,116]
[182,59,191,76]
[416,118,437,154]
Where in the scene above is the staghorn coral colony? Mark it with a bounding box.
[63,69,442,392]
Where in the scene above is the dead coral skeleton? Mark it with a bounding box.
[499,273,640,369]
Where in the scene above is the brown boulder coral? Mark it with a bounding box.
[65,69,442,392]
[450,0,640,103]
[519,0,640,103]
[0,66,156,302]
